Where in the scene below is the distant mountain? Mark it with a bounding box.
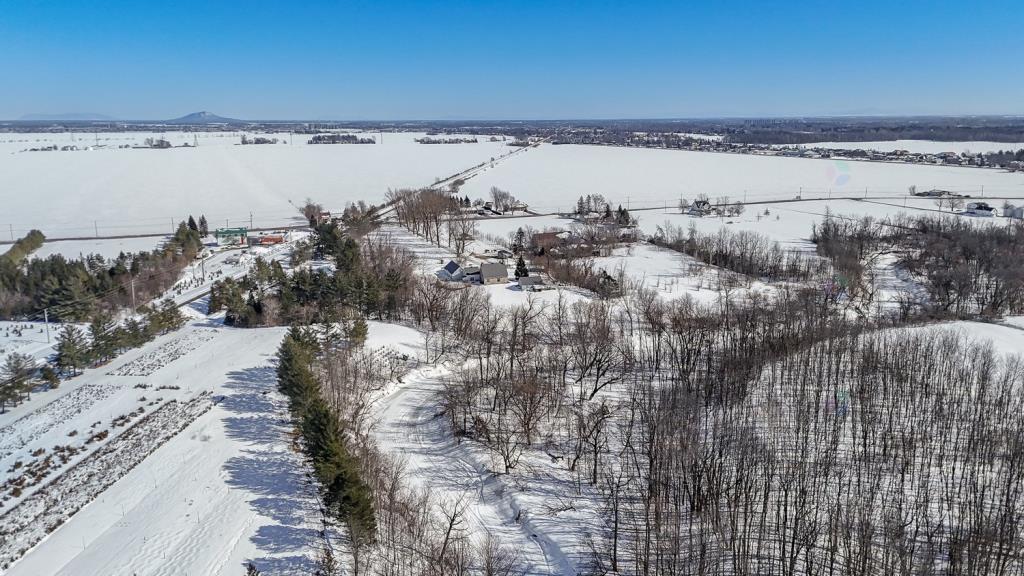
[19,112,116,121]
[165,111,244,125]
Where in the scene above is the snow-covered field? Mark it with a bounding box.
[31,236,167,261]
[2,132,511,237]
[459,143,1024,213]
[805,139,1024,154]
[0,323,333,576]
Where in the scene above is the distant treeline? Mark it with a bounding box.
[726,126,1024,145]
[308,134,376,145]
[0,230,45,265]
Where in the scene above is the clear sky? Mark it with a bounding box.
[0,0,1020,120]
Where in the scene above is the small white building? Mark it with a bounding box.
[964,202,996,217]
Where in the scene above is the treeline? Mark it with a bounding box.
[724,125,1024,145]
[0,230,45,265]
[413,270,1024,574]
[276,328,376,559]
[274,312,522,575]
[654,223,832,283]
[0,222,202,321]
[813,213,1024,317]
[210,223,416,326]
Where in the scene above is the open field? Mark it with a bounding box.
[1,132,510,238]
[0,323,332,576]
[459,143,1024,213]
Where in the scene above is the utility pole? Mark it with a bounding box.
[94,220,99,237]
[8,223,12,241]
[249,212,253,230]
[43,308,50,343]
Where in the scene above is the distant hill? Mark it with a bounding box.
[19,112,116,121]
[165,111,244,125]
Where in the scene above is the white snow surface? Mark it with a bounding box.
[372,361,598,575]
[459,144,1024,213]
[32,236,167,261]
[1,323,334,576]
[2,132,510,237]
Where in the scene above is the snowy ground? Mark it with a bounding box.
[0,322,65,365]
[371,362,599,575]
[589,243,747,304]
[32,236,168,261]
[458,143,1024,214]
[2,132,511,237]
[1,323,333,576]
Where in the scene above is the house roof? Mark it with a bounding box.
[443,260,462,274]
[480,262,507,281]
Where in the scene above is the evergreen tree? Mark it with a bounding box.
[345,314,368,348]
[187,215,199,232]
[514,256,529,279]
[512,228,526,254]
[1,352,35,411]
[56,324,88,375]
[313,546,341,576]
[39,364,60,389]
[244,562,261,576]
[88,313,117,364]
[198,215,209,237]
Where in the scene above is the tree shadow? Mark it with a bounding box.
[220,362,321,572]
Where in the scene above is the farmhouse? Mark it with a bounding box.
[480,262,508,285]
[689,199,712,216]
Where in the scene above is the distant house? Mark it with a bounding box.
[689,199,712,216]
[441,260,465,281]
[964,202,996,217]
[509,200,529,214]
[480,262,508,285]
[1004,204,1023,219]
[531,231,570,255]
[518,275,543,289]
[913,188,950,197]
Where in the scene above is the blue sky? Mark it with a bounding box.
[0,0,1019,120]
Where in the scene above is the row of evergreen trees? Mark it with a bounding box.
[1,221,203,321]
[0,230,45,265]
[53,299,185,376]
[1,299,183,412]
[276,327,376,547]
